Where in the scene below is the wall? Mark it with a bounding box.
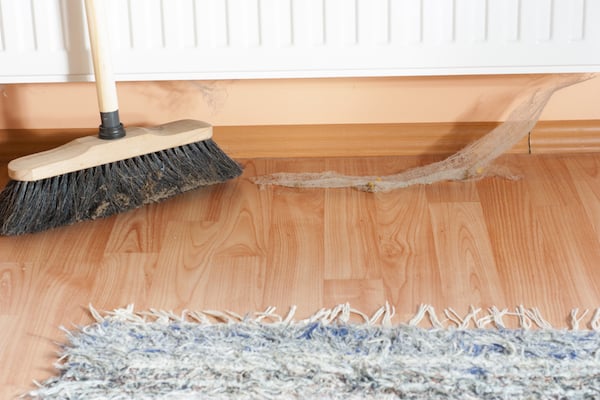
[1,74,599,130]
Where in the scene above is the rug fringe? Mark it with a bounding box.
[592,309,600,331]
[87,302,600,331]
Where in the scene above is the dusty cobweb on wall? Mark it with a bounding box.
[252,74,595,192]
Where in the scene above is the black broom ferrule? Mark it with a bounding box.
[99,110,126,140]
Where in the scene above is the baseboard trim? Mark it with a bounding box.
[530,120,600,154]
[214,122,528,159]
[1,120,598,161]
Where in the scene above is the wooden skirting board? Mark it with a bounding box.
[530,120,600,154]
[215,122,525,158]
[216,120,600,158]
[1,120,599,161]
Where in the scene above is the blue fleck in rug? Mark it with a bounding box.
[27,304,600,399]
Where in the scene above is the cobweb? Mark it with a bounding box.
[252,74,594,192]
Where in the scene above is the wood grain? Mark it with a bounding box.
[531,120,600,154]
[375,184,443,321]
[324,159,381,280]
[263,159,326,318]
[1,150,600,398]
[213,123,529,158]
[563,154,600,243]
[428,202,506,310]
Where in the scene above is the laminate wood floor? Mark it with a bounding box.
[1,153,600,398]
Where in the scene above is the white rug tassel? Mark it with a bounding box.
[408,304,429,327]
[305,308,331,324]
[89,304,105,323]
[444,308,463,327]
[490,307,509,329]
[381,302,395,328]
[349,307,370,324]
[591,308,600,331]
[255,306,282,323]
[525,308,553,329]
[202,310,237,323]
[515,306,532,330]
[283,306,297,324]
[368,305,387,326]
[427,306,445,329]
[444,307,481,329]
[86,303,600,331]
[570,309,589,330]
[112,304,144,323]
[188,311,212,325]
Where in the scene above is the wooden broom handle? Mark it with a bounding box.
[84,0,117,113]
[84,0,125,139]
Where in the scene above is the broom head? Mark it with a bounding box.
[0,120,242,235]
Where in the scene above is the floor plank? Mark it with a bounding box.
[375,185,443,321]
[564,154,600,243]
[428,202,506,310]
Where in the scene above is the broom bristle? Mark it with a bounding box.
[0,139,242,235]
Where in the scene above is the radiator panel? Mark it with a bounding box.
[0,0,599,82]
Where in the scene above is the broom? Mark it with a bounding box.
[0,0,242,236]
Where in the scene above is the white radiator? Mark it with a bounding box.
[0,0,599,83]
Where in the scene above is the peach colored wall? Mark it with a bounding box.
[1,74,598,130]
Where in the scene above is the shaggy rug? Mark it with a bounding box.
[27,304,600,399]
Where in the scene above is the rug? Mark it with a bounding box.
[27,304,600,399]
